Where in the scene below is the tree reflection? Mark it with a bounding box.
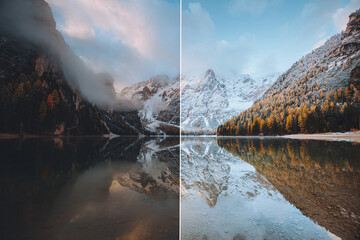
[218,137,360,240]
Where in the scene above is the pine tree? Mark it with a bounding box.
[236,122,241,135]
[38,100,47,120]
[298,115,305,133]
[354,90,360,102]
[338,87,343,99]
[251,119,260,135]
[52,89,60,106]
[46,94,54,110]
[13,83,25,103]
[345,87,351,100]
[285,115,293,134]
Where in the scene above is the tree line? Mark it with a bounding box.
[217,84,360,136]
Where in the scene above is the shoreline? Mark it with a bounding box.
[282,131,360,143]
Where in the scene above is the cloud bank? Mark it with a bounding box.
[0,0,144,110]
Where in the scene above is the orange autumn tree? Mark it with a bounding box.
[46,94,54,110]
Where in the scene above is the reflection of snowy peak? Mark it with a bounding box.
[181,70,279,134]
[120,75,180,135]
[181,138,280,207]
[115,138,179,198]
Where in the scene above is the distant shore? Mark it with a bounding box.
[282,131,360,143]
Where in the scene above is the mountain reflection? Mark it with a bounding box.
[218,137,360,240]
[0,137,179,240]
[181,138,278,207]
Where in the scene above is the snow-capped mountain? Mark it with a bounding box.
[181,70,279,134]
[119,75,180,135]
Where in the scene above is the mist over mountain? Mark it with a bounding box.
[181,69,279,134]
[0,0,122,109]
[0,0,179,135]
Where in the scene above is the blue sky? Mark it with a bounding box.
[182,0,360,77]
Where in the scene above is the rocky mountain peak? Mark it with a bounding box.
[204,69,216,79]
[346,8,360,37]
[147,74,170,87]
[181,70,279,134]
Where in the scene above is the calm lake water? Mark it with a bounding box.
[181,137,360,240]
[0,137,179,240]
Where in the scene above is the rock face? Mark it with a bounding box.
[119,75,180,135]
[346,9,360,37]
[181,69,278,134]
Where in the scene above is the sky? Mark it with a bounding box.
[182,0,360,78]
[47,0,360,90]
[47,0,180,91]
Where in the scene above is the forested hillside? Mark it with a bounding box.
[218,9,360,136]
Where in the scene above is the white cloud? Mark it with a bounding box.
[47,0,179,86]
[228,0,282,15]
[228,0,268,15]
[333,0,360,31]
[312,37,328,50]
[301,0,341,38]
[62,24,95,40]
[301,0,360,37]
[183,2,281,77]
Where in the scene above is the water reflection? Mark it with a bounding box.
[181,137,360,240]
[0,137,179,240]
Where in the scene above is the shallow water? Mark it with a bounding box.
[0,137,179,240]
[181,137,360,240]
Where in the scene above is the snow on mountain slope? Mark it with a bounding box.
[119,75,180,135]
[181,70,279,134]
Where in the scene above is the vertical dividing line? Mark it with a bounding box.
[179,0,182,239]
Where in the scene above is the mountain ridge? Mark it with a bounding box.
[118,75,180,135]
[181,69,279,134]
[218,9,360,136]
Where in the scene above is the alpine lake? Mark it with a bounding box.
[181,137,360,240]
